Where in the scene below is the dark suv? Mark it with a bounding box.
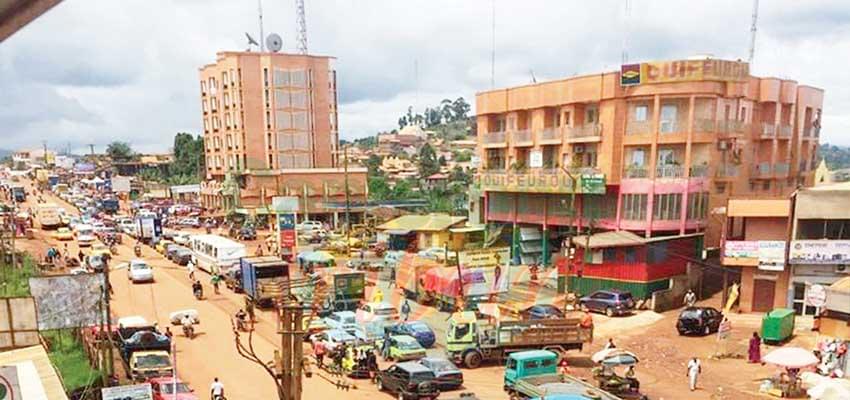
[677,306,723,336]
[376,361,440,400]
[579,289,635,317]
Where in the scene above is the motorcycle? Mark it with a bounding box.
[235,315,248,332]
[193,286,204,300]
[110,244,119,255]
[134,244,142,257]
[182,324,195,338]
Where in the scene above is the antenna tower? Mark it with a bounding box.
[296,0,308,54]
[490,0,495,89]
[748,0,759,66]
[258,0,265,52]
[622,0,631,64]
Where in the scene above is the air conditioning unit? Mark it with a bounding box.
[717,140,729,151]
[836,265,849,274]
[574,145,586,154]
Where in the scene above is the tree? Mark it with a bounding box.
[418,143,440,178]
[440,98,454,123]
[452,97,471,122]
[391,179,415,199]
[169,132,204,183]
[454,151,472,162]
[365,154,383,176]
[368,175,391,200]
[106,141,135,162]
[438,155,447,166]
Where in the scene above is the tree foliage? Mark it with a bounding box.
[398,97,472,129]
[106,141,135,162]
[169,132,204,183]
[418,143,440,178]
[820,143,850,169]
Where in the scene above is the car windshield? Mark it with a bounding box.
[374,308,396,316]
[132,263,150,270]
[425,360,455,372]
[78,229,93,236]
[408,322,431,333]
[136,354,169,368]
[341,316,355,325]
[397,339,421,350]
[328,331,355,342]
[618,293,634,301]
[161,382,191,394]
[680,309,703,319]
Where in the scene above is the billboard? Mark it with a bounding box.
[477,171,606,194]
[789,240,850,265]
[277,213,297,257]
[272,196,300,213]
[0,366,21,400]
[621,59,749,86]
[757,241,786,271]
[458,247,510,268]
[102,383,152,400]
[0,297,39,350]
[28,274,105,330]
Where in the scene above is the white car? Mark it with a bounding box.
[74,224,95,247]
[356,302,399,323]
[296,220,323,232]
[172,232,191,245]
[323,311,358,331]
[127,259,154,283]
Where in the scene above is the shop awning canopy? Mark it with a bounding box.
[449,225,486,234]
[0,345,70,400]
[385,229,412,235]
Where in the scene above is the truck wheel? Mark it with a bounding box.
[463,351,482,369]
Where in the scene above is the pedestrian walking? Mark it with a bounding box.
[77,250,85,263]
[187,259,196,281]
[604,338,616,350]
[388,267,396,288]
[687,357,701,391]
[684,289,697,308]
[748,331,762,363]
[210,377,225,400]
[256,244,264,256]
[401,299,411,321]
[211,273,222,294]
[371,287,383,303]
[245,297,255,322]
[314,340,326,368]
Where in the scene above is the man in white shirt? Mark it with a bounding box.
[210,377,225,399]
[687,357,701,391]
[187,259,195,280]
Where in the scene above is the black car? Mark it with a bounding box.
[172,248,193,266]
[376,362,440,400]
[579,289,636,317]
[677,306,723,336]
[164,244,183,260]
[418,357,463,390]
[519,304,564,320]
[237,227,257,241]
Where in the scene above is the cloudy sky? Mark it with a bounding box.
[1,0,848,153]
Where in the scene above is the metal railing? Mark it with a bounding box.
[694,118,716,133]
[483,131,506,144]
[803,125,812,137]
[689,165,710,177]
[659,120,683,134]
[513,129,533,143]
[774,163,790,176]
[752,163,772,177]
[656,164,684,178]
[626,120,652,135]
[778,124,793,138]
[718,120,749,135]
[565,123,602,138]
[715,164,738,178]
[538,128,561,142]
[623,166,648,179]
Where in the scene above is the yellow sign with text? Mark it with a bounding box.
[640,59,749,84]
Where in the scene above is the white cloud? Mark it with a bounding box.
[1,0,848,153]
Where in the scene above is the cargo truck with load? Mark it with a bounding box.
[293,270,366,317]
[117,321,173,382]
[240,256,290,308]
[10,185,26,203]
[446,311,593,369]
[504,350,623,400]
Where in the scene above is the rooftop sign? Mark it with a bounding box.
[621,59,749,86]
[477,171,606,194]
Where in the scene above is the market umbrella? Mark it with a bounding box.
[807,378,850,400]
[763,347,819,368]
[299,251,335,264]
[591,348,639,365]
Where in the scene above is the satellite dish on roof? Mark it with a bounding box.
[266,33,282,53]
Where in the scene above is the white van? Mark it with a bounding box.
[187,234,247,274]
[75,224,95,247]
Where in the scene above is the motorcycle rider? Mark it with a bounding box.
[235,309,248,331]
[181,314,194,338]
[134,240,142,256]
[192,280,203,299]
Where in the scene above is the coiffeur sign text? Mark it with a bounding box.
[621,59,749,86]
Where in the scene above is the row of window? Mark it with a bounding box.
[206,154,242,171]
[263,68,308,88]
[201,69,239,96]
[586,241,669,265]
[203,112,241,132]
[621,192,709,221]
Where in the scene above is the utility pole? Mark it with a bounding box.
[748,0,759,66]
[102,260,114,379]
[277,303,306,400]
[343,145,351,254]
[258,0,265,52]
[490,0,496,89]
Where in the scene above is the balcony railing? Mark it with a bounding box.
[565,123,602,139]
[656,164,684,178]
[626,120,652,135]
[760,123,776,138]
[694,118,716,133]
[564,166,601,176]
[483,131,506,144]
[803,125,812,137]
[538,128,561,142]
[624,166,648,179]
[778,124,793,138]
[689,165,710,177]
[800,160,808,172]
[715,164,738,178]
[513,129,533,144]
[752,163,772,177]
[775,163,790,176]
[719,120,749,136]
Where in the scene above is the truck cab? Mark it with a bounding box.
[503,350,558,390]
[129,350,173,381]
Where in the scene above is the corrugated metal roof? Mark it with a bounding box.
[727,199,790,217]
[377,214,466,232]
[0,345,69,400]
[829,276,850,293]
[572,231,702,249]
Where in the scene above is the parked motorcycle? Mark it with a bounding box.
[134,244,142,257]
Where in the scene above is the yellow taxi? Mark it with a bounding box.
[51,227,74,241]
[90,243,112,258]
[155,239,173,254]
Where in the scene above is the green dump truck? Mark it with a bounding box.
[446,311,594,369]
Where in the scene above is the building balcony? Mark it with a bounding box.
[623,166,648,179]
[482,131,507,148]
[718,120,749,136]
[656,164,684,178]
[778,124,793,138]
[694,118,716,133]
[759,123,776,139]
[537,128,562,144]
[626,120,652,135]
[565,124,602,142]
[512,129,533,146]
[689,165,710,178]
[803,125,813,137]
[659,120,684,134]
[752,163,772,178]
[774,163,790,177]
[715,164,738,179]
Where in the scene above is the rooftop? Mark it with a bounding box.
[0,345,69,400]
[377,214,467,232]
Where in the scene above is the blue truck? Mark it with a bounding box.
[240,256,290,308]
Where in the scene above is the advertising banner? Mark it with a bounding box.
[757,241,786,271]
[621,59,749,86]
[476,171,606,194]
[458,247,510,268]
[272,196,300,213]
[29,274,105,330]
[101,383,152,400]
[277,214,297,257]
[789,240,850,265]
[724,241,759,259]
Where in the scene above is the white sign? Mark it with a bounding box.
[806,284,827,308]
[272,196,300,213]
[757,241,786,271]
[529,150,543,168]
[470,156,481,168]
[789,240,850,265]
[102,383,152,400]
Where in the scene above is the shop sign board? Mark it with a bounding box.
[620,59,749,86]
[789,240,850,265]
[805,284,827,308]
[458,247,510,268]
[102,383,152,400]
[477,171,606,194]
[757,241,786,271]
